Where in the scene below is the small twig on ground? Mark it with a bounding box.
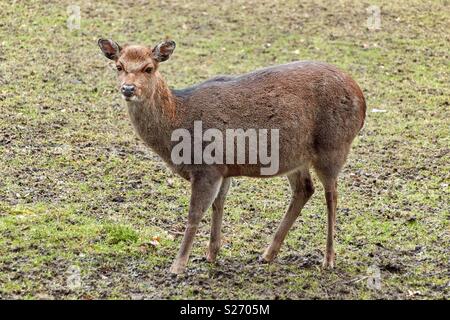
[348,276,369,284]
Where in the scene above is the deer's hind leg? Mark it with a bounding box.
[313,148,348,269]
[262,168,314,262]
[316,173,338,269]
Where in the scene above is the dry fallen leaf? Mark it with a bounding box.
[150,236,160,247]
[138,236,161,253]
[407,290,421,297]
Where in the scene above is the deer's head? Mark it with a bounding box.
[98,39,176,102]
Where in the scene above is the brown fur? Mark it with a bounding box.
[98,39,366,274]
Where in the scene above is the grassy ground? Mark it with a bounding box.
[0,0,449,299]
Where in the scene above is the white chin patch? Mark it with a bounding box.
[122,95,139,102]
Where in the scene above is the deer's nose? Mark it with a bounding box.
[121,84,135,97]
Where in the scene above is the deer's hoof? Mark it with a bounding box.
[169,263,186,275]
[322,254,335,269]
[261,252,275,264]
[206,245,219,263]
[261,245,280,263]
[206,252,216,263]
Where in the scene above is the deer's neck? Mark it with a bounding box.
[126,72,181,165]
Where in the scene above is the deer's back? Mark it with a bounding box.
[179,61,365,129]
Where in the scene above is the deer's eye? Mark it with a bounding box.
[145,67,153,74]
[116,65,123,71]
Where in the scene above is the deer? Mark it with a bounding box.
[98,38,366,274]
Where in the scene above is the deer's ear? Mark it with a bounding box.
[98,39,121,60]
[152,40,176,62]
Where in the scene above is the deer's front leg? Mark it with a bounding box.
[207,177,231,262]
[169,170,223,274]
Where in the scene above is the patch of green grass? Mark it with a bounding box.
[104,224,139,245]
